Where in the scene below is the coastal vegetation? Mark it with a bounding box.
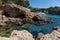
[47,6,60,15]
[0,23,30,37]
[30,6,60,15]
[1,0,29,8]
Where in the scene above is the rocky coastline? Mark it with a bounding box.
[0,27,60,40]
[0,3,56,40]
[0,3,52,26]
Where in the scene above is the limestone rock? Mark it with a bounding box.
[0,30,35,40]
[0,37,10,40]
[10,30,35,40]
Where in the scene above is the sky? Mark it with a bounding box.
[29,0,60,8]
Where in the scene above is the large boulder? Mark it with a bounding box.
[10,30,35,40]
[0,3,26,18]
[31,15,52,24]
[0,30,34,40]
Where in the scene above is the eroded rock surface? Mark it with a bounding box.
[0,30,35,40]
[10,30,35,40]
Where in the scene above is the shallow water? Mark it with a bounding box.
[27,14,60,36]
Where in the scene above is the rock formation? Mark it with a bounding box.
[36,27,60,40]
[10,30,35,40]
[0,30,35,40]
[0,3,52,25]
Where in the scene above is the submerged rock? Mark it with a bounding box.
[38,27,60,40]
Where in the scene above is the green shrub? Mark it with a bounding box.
[0,23,30,37]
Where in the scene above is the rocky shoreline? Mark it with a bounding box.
[0,27,60,40]
[0,3,52,26]
[0,3,55,40]
[36,27,60,40]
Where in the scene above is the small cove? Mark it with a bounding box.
[27,13,60,36]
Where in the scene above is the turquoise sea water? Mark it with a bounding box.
[27,14,60,37]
